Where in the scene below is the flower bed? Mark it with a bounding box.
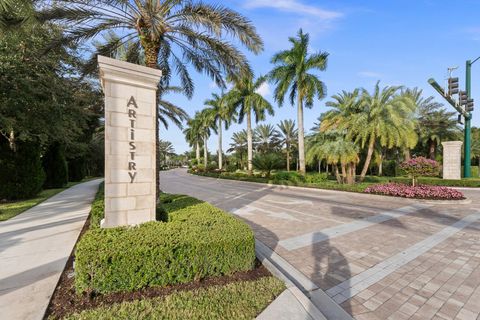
[364,183,465,200]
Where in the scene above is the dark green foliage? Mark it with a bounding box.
[274,171,305,183]
[252,153,284,178]
[0,139,45,200]
[68,157,87,182]
[42,142,68,188]
[389,177,480,187]
[382,160,397,177]
[75,192,255,294]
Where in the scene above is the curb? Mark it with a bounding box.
[190,172,474,205]
[255,240,353,320]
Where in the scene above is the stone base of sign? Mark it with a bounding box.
[98,56,162,228]
[442,141,462,180]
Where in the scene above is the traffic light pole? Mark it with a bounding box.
[465,60,472,178]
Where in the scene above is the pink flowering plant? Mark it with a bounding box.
[399,157,440,186]
[364,183,464,200]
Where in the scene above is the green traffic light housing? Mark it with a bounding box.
[448,77,459,95]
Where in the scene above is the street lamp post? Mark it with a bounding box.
[464,57,480,178]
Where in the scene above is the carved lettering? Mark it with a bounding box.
[127,96,139,109]
[127,97,138,183]
[128,171,137,183]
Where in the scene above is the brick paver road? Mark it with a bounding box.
[161,169,480,320]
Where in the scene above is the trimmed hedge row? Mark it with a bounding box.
[389,177,480,187]
[75,191,255,294]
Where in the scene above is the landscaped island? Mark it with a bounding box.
[46,184,284,319]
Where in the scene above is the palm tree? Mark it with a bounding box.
[406,88,460,159]
[183,117,202,164]
[197,109,216,169]
[40,0,263,199]
[269,29,328,175]
[254,124,279,154]
[158,140,175,166]
[277,120,297,171]
[228,130,248,169]
[307,130,358,184]
[323,84,417,181]
[1,0,35,31]
[227,75,274,175]
[204,93,235,170]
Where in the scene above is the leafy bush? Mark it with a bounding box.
[252,153,283,178]
[274,171,305,183]
[43,142,68,188]
[389,177,480,187]
[225,163,237,172]
[399,157,440,186]
[68,157,87,182]
[364,183,464,200]
[0,139,46,200]
[89,183,104,229]
[305,172,328,183]
[75,194,255,294]
[382,160,397,177]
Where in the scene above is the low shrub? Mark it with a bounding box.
[75,193,255,294]
[389,177,480,188]
[273,171,305,183]
[364,183,464,200]
[305,172,328,184]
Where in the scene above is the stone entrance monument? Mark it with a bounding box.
[98,56,162,227]
[441,141,462,180]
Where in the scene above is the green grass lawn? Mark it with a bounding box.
[62,277,284,320]
[0,179,99,222]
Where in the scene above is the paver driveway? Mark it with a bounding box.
[161,169,480,320]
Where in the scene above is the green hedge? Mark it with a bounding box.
[75,192,255,294]
[389,177,480,187]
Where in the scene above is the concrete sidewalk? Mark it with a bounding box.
[0,179,102,320]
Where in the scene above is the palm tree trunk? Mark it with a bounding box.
[404,148,411,161]
[297,96,306,175]
[360,136,375,182]
[286,145,290,172]
[218,118,223,170]
[334,165,341,183]
[378,152,383,176]
[341,162,347,184]
[318,159,321,173]
[204,136,208,169]
[428,140,436,160]
[247,110,253,175]
[196,141,200,163]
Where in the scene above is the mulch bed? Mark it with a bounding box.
[44,216,270,319]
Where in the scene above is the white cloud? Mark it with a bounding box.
[358,71,382,78]
[255,82,271,97]
[244,0,343,20]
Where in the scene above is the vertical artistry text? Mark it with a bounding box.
[127,96,138,183]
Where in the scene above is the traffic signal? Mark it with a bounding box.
[459,91,468,106]
[448,77,459,95]
[466,98,474,112]
[458,114,464,124]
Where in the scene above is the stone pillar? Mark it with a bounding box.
[441,141,463,180]
[98,56,162,227]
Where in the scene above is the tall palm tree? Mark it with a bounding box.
[204,93,235,170]
[277,119,297,171]
[228,130,248,169]
[183,117,202,164]
[254,124,279,154]
[227,75,274,174]
[269,29,328,175]
[40,0,263,199]
[197,109,216,169]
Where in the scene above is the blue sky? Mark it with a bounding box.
[160,0,480,154]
